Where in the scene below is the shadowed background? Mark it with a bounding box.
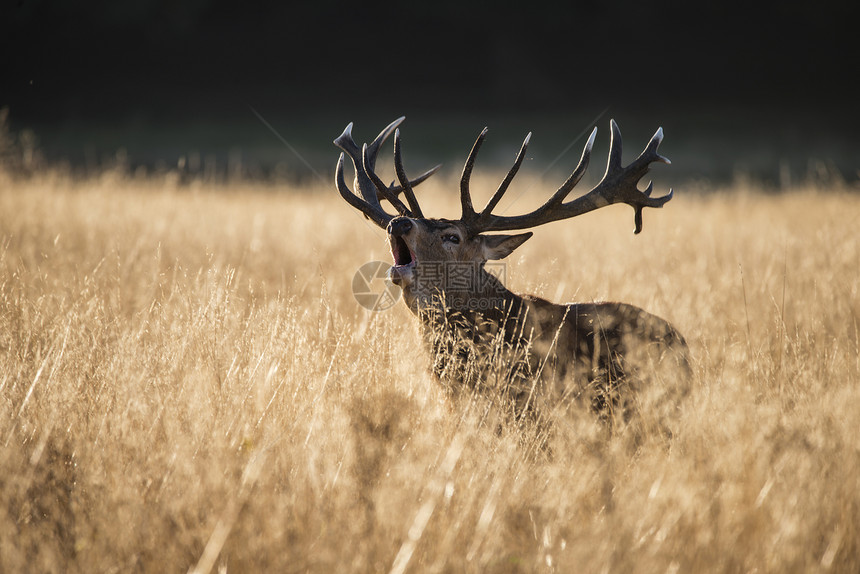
[3,3,860,571]
[2,0,858,185]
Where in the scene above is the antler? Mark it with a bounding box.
[333,117,440,228]
[460,119,673,235]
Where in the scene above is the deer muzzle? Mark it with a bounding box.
[387,217,416,285]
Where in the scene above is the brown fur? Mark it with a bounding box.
[334,118,688,429]
[389,217,690,425]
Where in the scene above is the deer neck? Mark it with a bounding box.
[409,264,541,393]
[408,265,529,339]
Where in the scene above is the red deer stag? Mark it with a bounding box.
[334,117,689,426]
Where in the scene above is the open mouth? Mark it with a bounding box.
[389,234,416,268]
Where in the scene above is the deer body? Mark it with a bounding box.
[387,215,688,419]
[334,118,689,421]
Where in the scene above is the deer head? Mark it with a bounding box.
[333,117,672,313]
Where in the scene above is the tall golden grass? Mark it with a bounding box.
[1,167,858,573]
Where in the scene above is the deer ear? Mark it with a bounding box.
[480,232,533,260]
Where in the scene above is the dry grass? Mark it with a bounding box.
[1,167,858,573]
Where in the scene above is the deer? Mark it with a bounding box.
[333,117,689,430]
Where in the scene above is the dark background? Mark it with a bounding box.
[2,0,858,184]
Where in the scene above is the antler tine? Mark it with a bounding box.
[542,126,598,208]
[393,128,424,218]
[333,117,406,203]
[465,127,596,235]
[632,182,673,234]
[365,116,405,171]
[333,118,411,229]
[386,164,442,199]
[476,132,532,225]
[604,120,671,182]
[333,121,359,157]
[460,127,489,222]
[600,120,673,233]
[645,127,671,165]
[335,153,393,228]
[464,119,673,235]
[361,143,411,216]
[606,119,624,174]
[333,121,382,208]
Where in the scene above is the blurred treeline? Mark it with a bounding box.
[1,1,857,185]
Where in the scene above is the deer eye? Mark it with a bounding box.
[442,233,460,244]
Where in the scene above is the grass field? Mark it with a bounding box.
[1,166,858,573]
